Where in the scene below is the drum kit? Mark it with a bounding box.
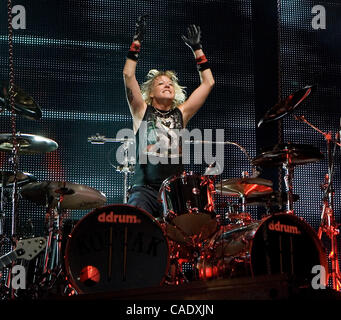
[0,83,108,298]
[0,83,340,299]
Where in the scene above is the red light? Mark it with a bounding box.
[79,266,100,286]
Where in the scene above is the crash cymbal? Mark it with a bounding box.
[21,181,107,210]
[0,171,36,187]
[245,191,300,207]
[0,133,58,154]
[258,85,315,127]
[252,143,323,167]
[0,82,42,120]
[215,177,273,197]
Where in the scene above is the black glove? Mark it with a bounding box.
[133,14,149,43]
[181,24,202,51]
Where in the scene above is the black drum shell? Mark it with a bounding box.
[160,172,217,243]
[64,204,170,294]
[200,213,327,286]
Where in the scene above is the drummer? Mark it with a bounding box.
[123,15,215,218]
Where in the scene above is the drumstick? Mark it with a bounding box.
[123,225,128,281]
[108,226,113,281]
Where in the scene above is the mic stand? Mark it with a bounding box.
[294,114,341,290]
[185,140,257,176]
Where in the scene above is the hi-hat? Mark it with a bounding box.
[21,181,107,210]
[252,143,323,167]
[0,82,42,120]
[0,133,58,154]
[0,171,36,187]
[215,177,273,197]
[258,85,315,127]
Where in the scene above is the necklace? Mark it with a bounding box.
[152,106,173,117]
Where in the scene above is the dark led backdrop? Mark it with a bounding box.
[0,0,340,287]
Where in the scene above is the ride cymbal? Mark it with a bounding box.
[0,133,58,154]
[252,143,323,167]
[21,181,107,210]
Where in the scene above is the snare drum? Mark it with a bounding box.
[64,204,169,294]
[159,171,217,244]
[198,213,328,286]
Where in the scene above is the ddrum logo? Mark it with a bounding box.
[98,211,141,224]
[268,221,301,235]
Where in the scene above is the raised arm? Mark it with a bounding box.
[123,15,148,128]
[178,25,215,127]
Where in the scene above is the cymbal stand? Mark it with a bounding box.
[41,189,67,292]
[294,115,341,290]
[117,140,135,204]
[282,150,295,215]
[0,175,8,245]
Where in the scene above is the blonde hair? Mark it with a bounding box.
[141,69,187,109]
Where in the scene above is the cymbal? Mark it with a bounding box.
[0,82,42,120]
[252,143,323,167]
[0,171,36,187]
[0,133,58,154]
[20,181,107,210]
[245,191,300,207]
[215,177,273,197]
[258,85,315,127]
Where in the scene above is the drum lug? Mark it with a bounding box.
[167,210,177,220]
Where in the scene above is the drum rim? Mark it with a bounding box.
[64,203,170,294]
[160,171,213,191]
[249,212,328,284]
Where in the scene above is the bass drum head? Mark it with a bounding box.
[65,204,169,294]
[251,213,327,285]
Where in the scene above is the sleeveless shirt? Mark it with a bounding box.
[132,105,184,190]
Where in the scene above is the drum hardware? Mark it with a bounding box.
[252,143,323,214]
[184,140,258,177]
[0,171,36,250]
[88,134,135,204]
[293,114,341,290]
[19,181,107,295]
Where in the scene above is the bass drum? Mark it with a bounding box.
[198,213,327,286]
[65,204,169,294]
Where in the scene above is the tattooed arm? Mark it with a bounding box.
[123,49,146,122]
[123,16,148,133]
